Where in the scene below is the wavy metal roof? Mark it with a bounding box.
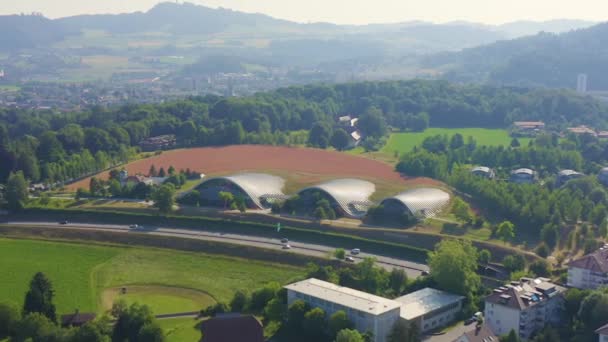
[511,168,535,175]
[298,179,376,218]
[381,188,450,218]
[558,169,583,177]
[196,173,285,209]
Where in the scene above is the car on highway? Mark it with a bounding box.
[421,270,430,276]
[345,256,355,262]
[128,224,139,229]
[280,238,289,244]
[282,244,291,250]
[350,248,360,255]
[59,220,69,225]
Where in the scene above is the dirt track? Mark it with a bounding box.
[68,145,440,190]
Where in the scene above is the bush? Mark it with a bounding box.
[535,243,551,258]
[334,248,346,260]
[201,302,228,317]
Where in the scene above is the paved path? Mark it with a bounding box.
[3,221,428,277]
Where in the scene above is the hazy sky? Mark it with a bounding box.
[1,0,607,25]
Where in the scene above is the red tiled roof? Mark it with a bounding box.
[459,325,498,342]
[568,249,608,273]
[201,314,264,342]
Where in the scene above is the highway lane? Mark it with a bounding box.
[4,221,428,277]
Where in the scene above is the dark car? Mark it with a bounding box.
[421,270,430,276]
[280,238,289,244]
[59,220,69,225]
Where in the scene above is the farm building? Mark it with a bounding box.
[194,173,285,209]
[470,166,495,179]
[509,168,536,184]
[379,188,450,219]
[556,169,584,186]
[599,167,608,186]
[297,179,375,218]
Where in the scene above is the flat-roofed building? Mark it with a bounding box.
[395,288,464,333]
[484,278,566,340]
[567,245,608,290]
[285,278,401,342]
[285,279,464,341]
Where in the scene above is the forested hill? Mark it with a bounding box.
[0,15,72,51]
[427,22,608,90]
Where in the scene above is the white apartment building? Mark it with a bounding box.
[285,279,464,342]
[484,278,565,340]
[596,323,608,342]
[567,246,608,290]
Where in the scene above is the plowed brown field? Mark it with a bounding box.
[67,145,441,192]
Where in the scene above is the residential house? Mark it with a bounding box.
[597,323,608,342]
[200,313,264,342]
[60,310,96,328]
[484,277,566,340]
[567,246,608,290]
[512,121,545,136]
[567,125,598,137]
[453,325,498,342]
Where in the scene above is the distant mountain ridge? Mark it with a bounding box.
[426,21,608,90]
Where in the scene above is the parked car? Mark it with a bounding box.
[345,256,355,262]
[282,244,291,250]
[280,238,289,244]
[351,248,360,255]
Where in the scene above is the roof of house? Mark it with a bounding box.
[457,325,498,342]
[380,188,451,218]
[298,179,375,218]
[514,121,545,127]
[201,314,264,342]
[60,312,96,326]
[568,247,608,273]
[395,288,464,321]
[485,278,565,311]
[284,278,402,315]
[511,168,535,176]
[596,323,608,336]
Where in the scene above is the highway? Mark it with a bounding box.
[3,221,428,278]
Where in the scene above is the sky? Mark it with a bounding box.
[0,0,606,25]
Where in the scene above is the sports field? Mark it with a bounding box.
[0,238,303,315]
[381,128,531,155]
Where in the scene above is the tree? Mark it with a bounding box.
[358,107,387,138]
[308,121,332,148]
[336,329,364,342]
[388,269,408,294]
[263,298,286,322]
[249,282,280,312]
[428,240,480,297]
[112,303,157,342]
[148,165,157,177]
[501,329,521,342]
[218,191,234,209]
[331,129,351,151]
[451,197,471,223]
[138,322,165,342]
[388,320,419,342]
[529,260,551,277]
[302,307,327,339]
[334,248,346,260]
[167,165,175,175]
[328,310,354,338]
[497,221,515,244]
[158,167,166,177]
[6,171,28,211]
[230,290,249,312]
[152,184,175,214]
[23,272,57,323]
[13,313,59,342]
[450,133,464,150]
[287,300,310,331]
[69,321,111,342]
[503,255,525,273]
[510,138,521,148]
[479,249,492,266]
[0,303,19,338]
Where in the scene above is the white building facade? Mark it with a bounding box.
[484,278,565,340]
[567,247,608,290]
[596,323,608,342]
[285,279,401,342]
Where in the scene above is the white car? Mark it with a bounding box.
[129,224,139,229]
[350,248,360,255]
[282,244,291,250]
[345,256,355,262]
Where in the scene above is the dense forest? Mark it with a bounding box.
[1,79,607,186]
[427,22,608,89]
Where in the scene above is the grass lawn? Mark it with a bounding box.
[159,317,202,342]
[101,286,215,314]
[382,128,531,155]
[0,239,304,316]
